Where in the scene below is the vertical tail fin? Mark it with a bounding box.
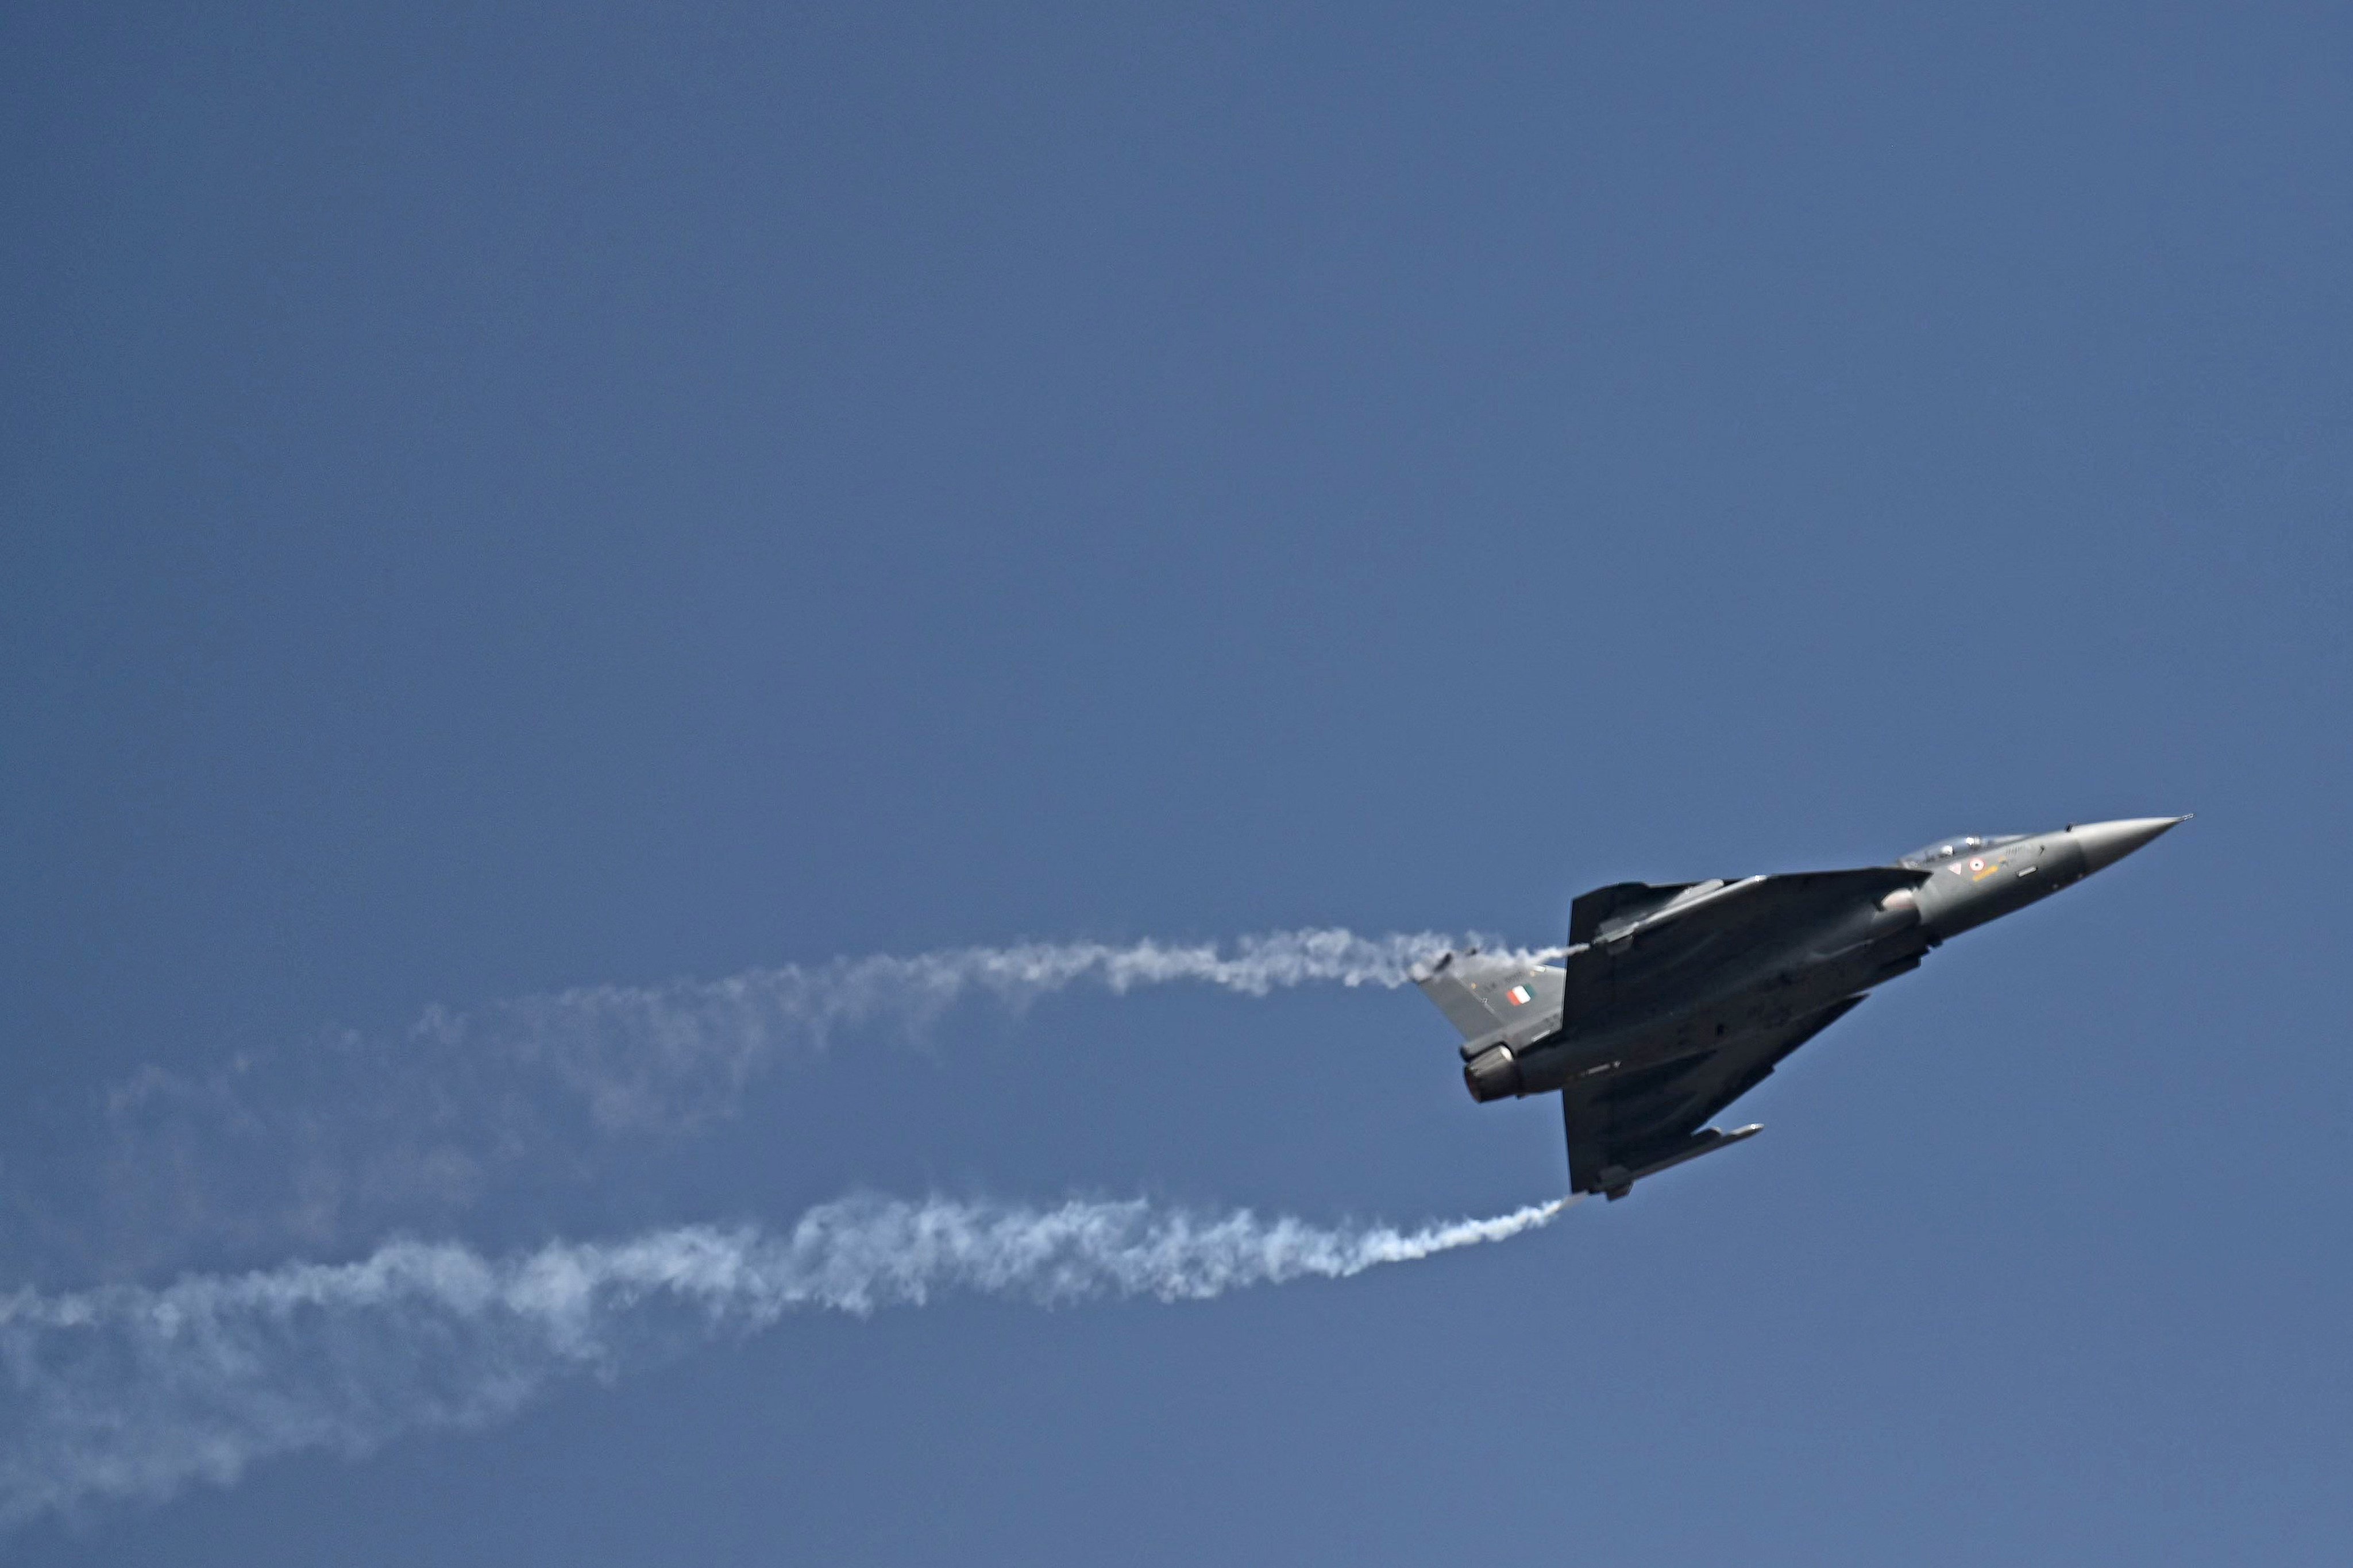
[1414,949,1565,1041]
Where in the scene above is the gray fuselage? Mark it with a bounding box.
[1492,818,2170,1100]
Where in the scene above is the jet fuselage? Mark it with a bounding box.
[1428,817,2187,1198]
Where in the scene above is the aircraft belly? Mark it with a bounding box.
[1534,929,1927,1093]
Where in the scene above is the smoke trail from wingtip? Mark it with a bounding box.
[478,927,1541,1129]
[0,1193,1568,1528]
[52,927,1559,1280]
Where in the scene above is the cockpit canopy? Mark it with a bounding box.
[1899,832,2028,867]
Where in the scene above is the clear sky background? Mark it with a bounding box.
[5,3,2349,1562]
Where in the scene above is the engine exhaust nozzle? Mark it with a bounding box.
[1463,1044,1521,1102]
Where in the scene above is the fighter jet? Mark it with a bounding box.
[1417,817,2188,1200]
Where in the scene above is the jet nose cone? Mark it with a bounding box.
[2070,815,2192,874]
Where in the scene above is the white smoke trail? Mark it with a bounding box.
[35,928,1558,1283]
[0,1192,1568,1528]
[465,928,1546,1130]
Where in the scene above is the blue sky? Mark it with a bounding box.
[3,3,2348,1561]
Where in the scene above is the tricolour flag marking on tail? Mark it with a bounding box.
[1506,985,1532,1006]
